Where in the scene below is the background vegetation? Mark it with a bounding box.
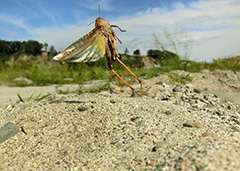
[0,39,239,92]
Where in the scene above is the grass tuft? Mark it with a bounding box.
[17,93,51,103]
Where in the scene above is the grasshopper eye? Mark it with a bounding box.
[98,25,104,30]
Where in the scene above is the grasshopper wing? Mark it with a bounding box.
[53,29,106,62]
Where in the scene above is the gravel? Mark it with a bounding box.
[0,70,240,170]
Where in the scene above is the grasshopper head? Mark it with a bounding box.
[95,17,110,28]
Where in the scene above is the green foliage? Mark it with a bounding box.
[1,54,239,88]
[24,64,76,85]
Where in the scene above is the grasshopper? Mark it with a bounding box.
[53,16,142,96]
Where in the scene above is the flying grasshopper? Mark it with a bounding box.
[53,15,142,96]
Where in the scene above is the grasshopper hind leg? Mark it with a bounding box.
[106,41,135,96]
[107,58,135,97]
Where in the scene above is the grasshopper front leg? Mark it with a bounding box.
[110,25,126,32]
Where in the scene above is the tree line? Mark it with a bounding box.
[124,48,179,60]
[0,39,179,65]
[0,39,57,62]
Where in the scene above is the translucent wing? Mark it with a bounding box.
[53,29,106,62]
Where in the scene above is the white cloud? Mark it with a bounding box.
[26,0,240,61]
[112,0,240,60]
[0,13,31,32]
[40,7,59,26]
[32,24,93,51]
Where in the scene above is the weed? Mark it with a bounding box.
[17,94,24,103]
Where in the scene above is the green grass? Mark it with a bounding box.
[0,55,239,90]
[17,93,51,102]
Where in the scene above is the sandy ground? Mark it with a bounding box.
[0,70,240,170]
[1,85,239,108]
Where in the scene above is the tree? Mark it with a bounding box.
[0,40,10,54]
[147,49,163,59]
[43,42,48,51]
[11,41,22,53]
[147,49,179,61]
[0,39,44,62]
[49,45,58,56]
[24,40,43,55]
[133,49,140,57]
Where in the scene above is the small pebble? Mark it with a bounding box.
[110,99,116,103]
[110,84,121,94]
[194,88,201,93]
[183,122,204,128]
[0,122,20,144]
[131,116,139,122]
[78,106,88,111]
[165,110,172,115]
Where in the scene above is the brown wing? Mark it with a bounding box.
[53,29,106,62]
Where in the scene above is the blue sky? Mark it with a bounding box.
[0,0,240,61]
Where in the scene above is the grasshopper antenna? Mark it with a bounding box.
[88,4,100,26]
[87,20,95,26]
[98,4,101,17]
